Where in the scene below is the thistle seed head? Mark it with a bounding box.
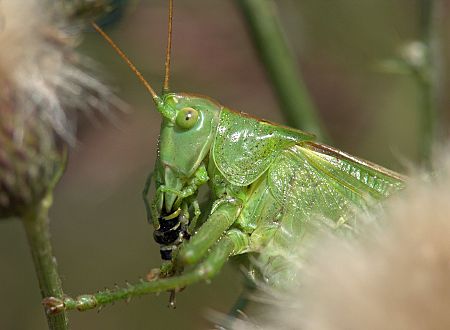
[0,0,122,219]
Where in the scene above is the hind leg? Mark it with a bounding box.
[44,228,249,313]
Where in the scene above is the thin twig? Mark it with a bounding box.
[415,0,441,164]
[22,160,69,330]
[235,0,328,141]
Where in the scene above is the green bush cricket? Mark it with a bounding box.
[44,0,406,314]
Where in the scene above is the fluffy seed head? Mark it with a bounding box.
[0,0,121,218]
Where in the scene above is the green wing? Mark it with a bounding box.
[268,141,406,226]
[258,142,405,286]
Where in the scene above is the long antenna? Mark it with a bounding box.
[92,22,161,104]
[163,0,174,94]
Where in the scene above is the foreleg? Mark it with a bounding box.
[150,165,209,229]
[142,171,155,225]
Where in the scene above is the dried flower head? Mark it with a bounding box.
[0,0,121,218]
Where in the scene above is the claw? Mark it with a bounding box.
[168,290,176,309]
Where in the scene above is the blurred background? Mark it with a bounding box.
[0,0,449,329]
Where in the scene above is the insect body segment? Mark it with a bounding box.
[212,109,315,186]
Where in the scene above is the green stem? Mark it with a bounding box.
[235,0,328,141]
[415,68,435,165]
[415,0,440,164]
[22,193,69,330]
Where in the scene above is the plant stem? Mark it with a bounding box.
[235,0,328,141]
[22,193,69,330]
[415,0,440,164]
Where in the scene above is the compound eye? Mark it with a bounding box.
[176,107,199,129]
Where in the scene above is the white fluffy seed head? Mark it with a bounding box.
[0,0,121,144]
[0,0,124,218]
